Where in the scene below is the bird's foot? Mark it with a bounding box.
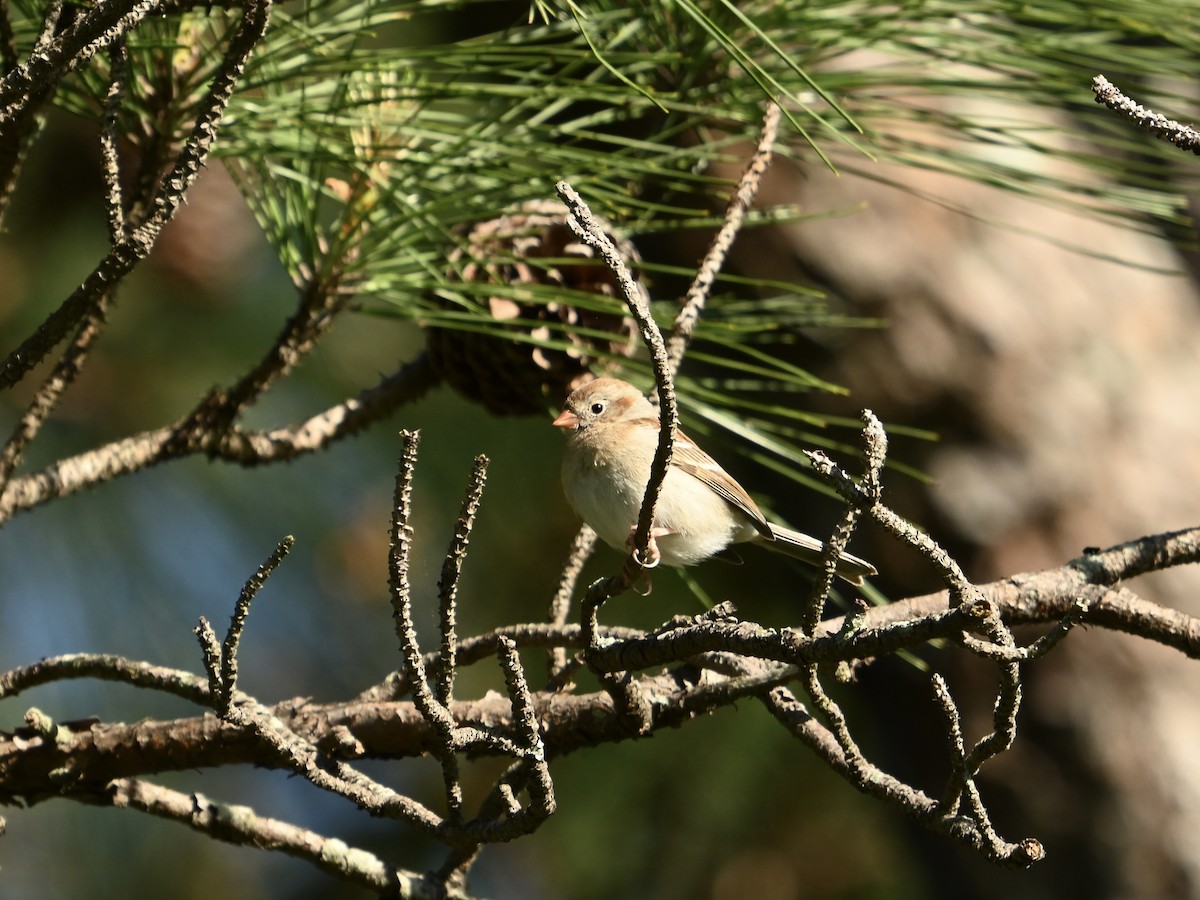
[627,527,670,569]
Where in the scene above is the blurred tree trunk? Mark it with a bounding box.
[735,99,1200,899]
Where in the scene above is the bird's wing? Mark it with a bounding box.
[671,430,774,540]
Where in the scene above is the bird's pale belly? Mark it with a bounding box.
[563,461,744,566]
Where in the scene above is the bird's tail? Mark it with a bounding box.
[766,525,877,585]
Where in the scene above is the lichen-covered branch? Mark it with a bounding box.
[1092,74,1200,155]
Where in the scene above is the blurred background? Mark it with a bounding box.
[2,2,1200,898]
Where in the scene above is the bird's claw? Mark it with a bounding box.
[627,530,661,569]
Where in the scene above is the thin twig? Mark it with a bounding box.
[930,675,1012,857]
[436,455,489,708]
[0,354,441,524]
[932,673,969,817]
[0,292,113,492]
[811,414,1026,778]
[385,440,531,832]
[0,653,212,703]
[388,431,466,817]
[547,524,597,678]
[556,180,676,580]
[222,698,449,836]
[1092,74,1200,155]
[555,182,673,730]
[801,409,887,632]
[31,0,65,54]
[959,598,1091,662]
[764,684,1043,866]
[194,617,223,700]
[961,609,1022,775]
[101,778,443,897]
[218,536,295,713]
[0,0,45,227]
[806,445,975,592]
[0,0,158,126]
[554,184,669,727]
[495,635,554,824]
[666,102,782,373]
[100,40,128,242]
[0,0,270,388]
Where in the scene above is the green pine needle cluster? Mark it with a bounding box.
[10,0,1198,488]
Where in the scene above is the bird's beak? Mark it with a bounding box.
[552,409,579,430]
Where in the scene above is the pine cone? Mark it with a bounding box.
[426,200,641,415]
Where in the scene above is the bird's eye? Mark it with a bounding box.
[590,401,605,415]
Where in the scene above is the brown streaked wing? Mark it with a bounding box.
[671,430,773,540]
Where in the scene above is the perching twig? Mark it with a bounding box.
[555,185,668,736]
[556,179,676,588]
[546,107,783,644]
[545,107,781,664]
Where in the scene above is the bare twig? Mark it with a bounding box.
[0,354,441,523]
[0,0,160,128]
[807,438,978,594]
[546,524,597,679]
[0,21,41,225]
[31,0,65,55]
[194,617,224,701]
[492,635,554,830]
[556,180,676,583]
[1092,74,1200,155]
[801,411,886,633]
[100,40,128,242]
[556,181,672,733]
[436,456,489,708]
[0,0,271,388]
[836,414,1025,791]
[218,536,294,712]
[960,598,1091,662]
[825,527,1200,654]
[666,102,782,372]
[0,653,213,704]
[221,698,451,837]
[100,778,447,898]
[386,434,546,842]
[388,430,467,817]
[0,292,114,492]
[763,684,1044,866]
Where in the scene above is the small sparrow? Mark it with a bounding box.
[553,378,876,584]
